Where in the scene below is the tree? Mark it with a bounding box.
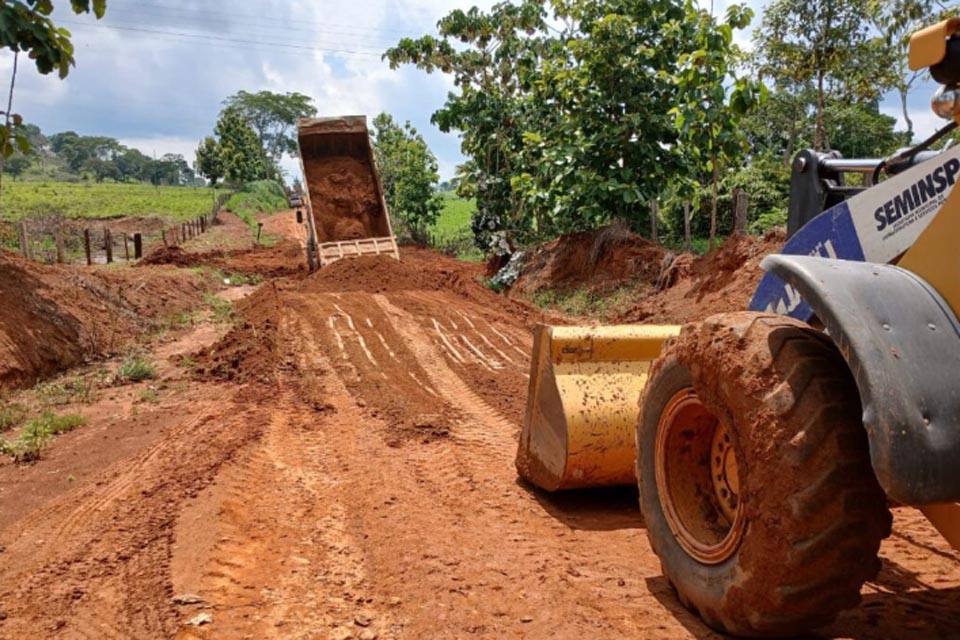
[386,1,548,252]
[222,90,316,180]
[115,147,149,182]
[371,113,444,245]
[0,1,106,78]
[754,0,892,150]
[83,157,119,182]
[213,108,265,185]
[4,152,31,179]
[195,136,224,187]
[869,0,958,138]
[672,3,763,250]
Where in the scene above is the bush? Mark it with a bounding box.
[116,355,157,383]
[0,412,86,462]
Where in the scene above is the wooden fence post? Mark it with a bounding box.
[54,231,66,264]
[181,223,187,241]
[256,222,263,244]
[123,233,130,261]
[733,188,749,236]
[650,200,659,243]
[83,229,92,265]
[134,233,143,259]
[161,229,168,247]
[18,221,30,259]
[683,201,691,252]
[104,228,113,264]
[200,216,206,233]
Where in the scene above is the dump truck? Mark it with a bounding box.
[296,115,399,269]
[517,18,960,637]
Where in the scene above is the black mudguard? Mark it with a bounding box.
[762,255,960,505]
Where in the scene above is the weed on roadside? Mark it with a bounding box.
[218,270,262,287]
[34,377,95,406]
[138,388,160,404]
[0,403,27,432]
[116,355,157,383]
[0,411,86,463]
[204,293,234,324]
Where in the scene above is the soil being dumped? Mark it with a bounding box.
[0,249,210,389]
[306,156,390,242]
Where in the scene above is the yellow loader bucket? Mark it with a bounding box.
[516,323,681,491]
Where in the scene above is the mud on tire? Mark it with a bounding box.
[637,312,892,637]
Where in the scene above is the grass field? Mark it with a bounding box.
[0,182,225,221]
[429,193,480,261]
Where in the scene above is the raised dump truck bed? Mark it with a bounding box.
[296,115,399,268]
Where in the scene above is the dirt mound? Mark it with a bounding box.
[304,247,555,327]
[193,282,284,385]
[307,156,390,243]
[512,223,665,296]
[0,249,210,389]
[139,243,305,278]
[618,229,786,324]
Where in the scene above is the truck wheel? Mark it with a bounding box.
[637,312,892,637]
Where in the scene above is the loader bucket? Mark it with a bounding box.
[516,323,681,491]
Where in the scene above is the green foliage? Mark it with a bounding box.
[372,113,444,245]
[0,0,105,79]
[0,403,26,432]
[222,90,317,180]
[195,136,224,187]
[0,411,86,462]
[224,179,287,231]
[215,108,266,186]
[116,355,156,383]
[388,0,761,253]
[204,292,234,324]
[429,194,482,260]
[138,388,159,404]
[0,181,223,221]
[531,283,645,321]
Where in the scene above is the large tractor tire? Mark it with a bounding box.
[637,312,892,637]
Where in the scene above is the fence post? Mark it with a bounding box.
[123,233,131,261]
[200,216,206,233]
[683,201,691,253]
[84,229,92,265]
[650,200,659,243]
[55,231,66,264]
[104,228,113,264]
[161,228,168,247]
[134,233,143,259]
[733,188,749,236]
[257,222,263,244]
[181,223,187,241]
[18,221,30,259]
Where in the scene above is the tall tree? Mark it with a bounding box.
[214,107,265,186]
[371,113,444,245]
[195,136,224,187]
[222,90,316,179]
[672,3,762,251]
[754,0,890,150]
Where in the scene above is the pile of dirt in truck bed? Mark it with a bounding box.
[617,229,786,324]
[511,223,666,296]
[0,249,210,389]
[307,156,389,242]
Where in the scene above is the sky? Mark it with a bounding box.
[1,0,946,182]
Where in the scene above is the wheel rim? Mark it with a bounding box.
[654,388,746,565]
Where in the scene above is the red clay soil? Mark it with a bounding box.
[0,249,210,390]
[140,241,306,278]
[617,229,786,324]
[1,211,958,640]
[306,156,390,242]
[193,282,283,385]
[511,223,666,296]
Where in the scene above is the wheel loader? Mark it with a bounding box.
[516,18,960,637]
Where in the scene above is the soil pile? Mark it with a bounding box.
[617,229,786,324]
[139,245,225,267]
[0,249,209,389]
[193,282,284,385]
[139,243,305,278]
[511,223,666,296]
[306,156,390,242]
[304,247,554,326]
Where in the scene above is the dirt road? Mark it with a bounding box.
[1,211,958,639]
